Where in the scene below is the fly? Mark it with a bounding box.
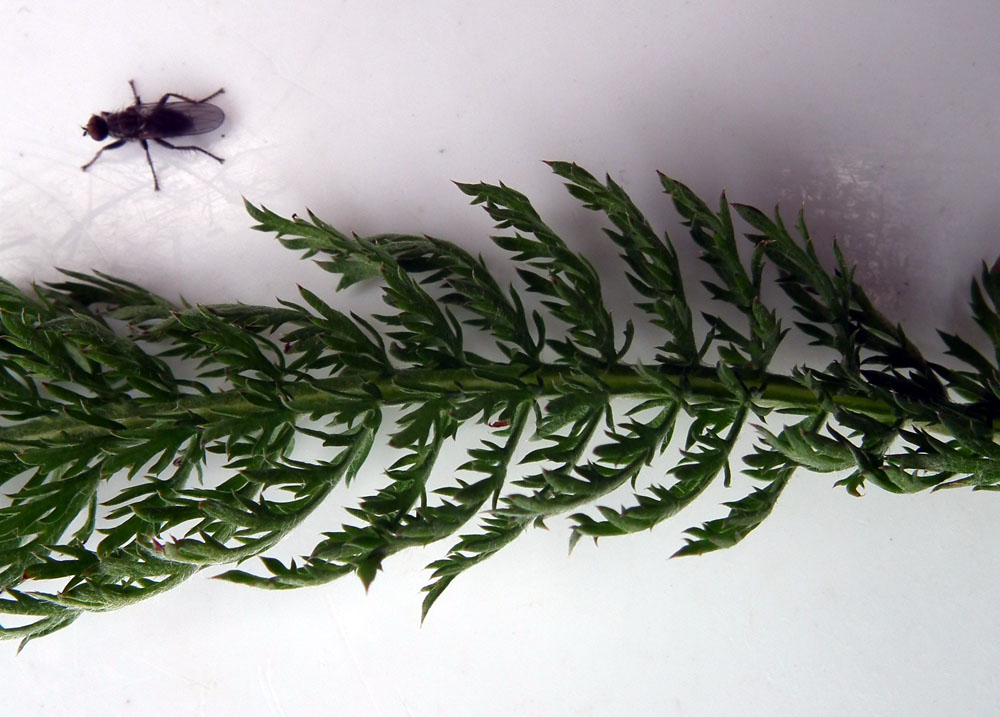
[81,80,226,191]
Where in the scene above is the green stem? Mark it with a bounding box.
[0,362,913,450]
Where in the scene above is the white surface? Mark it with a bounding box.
[2,2,1000,715]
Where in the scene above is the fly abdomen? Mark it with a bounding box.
[145,107,197,137]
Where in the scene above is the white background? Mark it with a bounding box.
[2,2,1000,715]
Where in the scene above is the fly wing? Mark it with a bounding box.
[137,101,225,138]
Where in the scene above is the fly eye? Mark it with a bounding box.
[85,116,108,141]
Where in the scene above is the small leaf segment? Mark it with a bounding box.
[0,162,997,648]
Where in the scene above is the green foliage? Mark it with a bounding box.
[0,162,997,649]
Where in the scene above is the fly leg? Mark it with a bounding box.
[81,138,127,172]
[128,79,142,106]
[140,138,160,191]
[154,88,225,108]
[152,138,225,164]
